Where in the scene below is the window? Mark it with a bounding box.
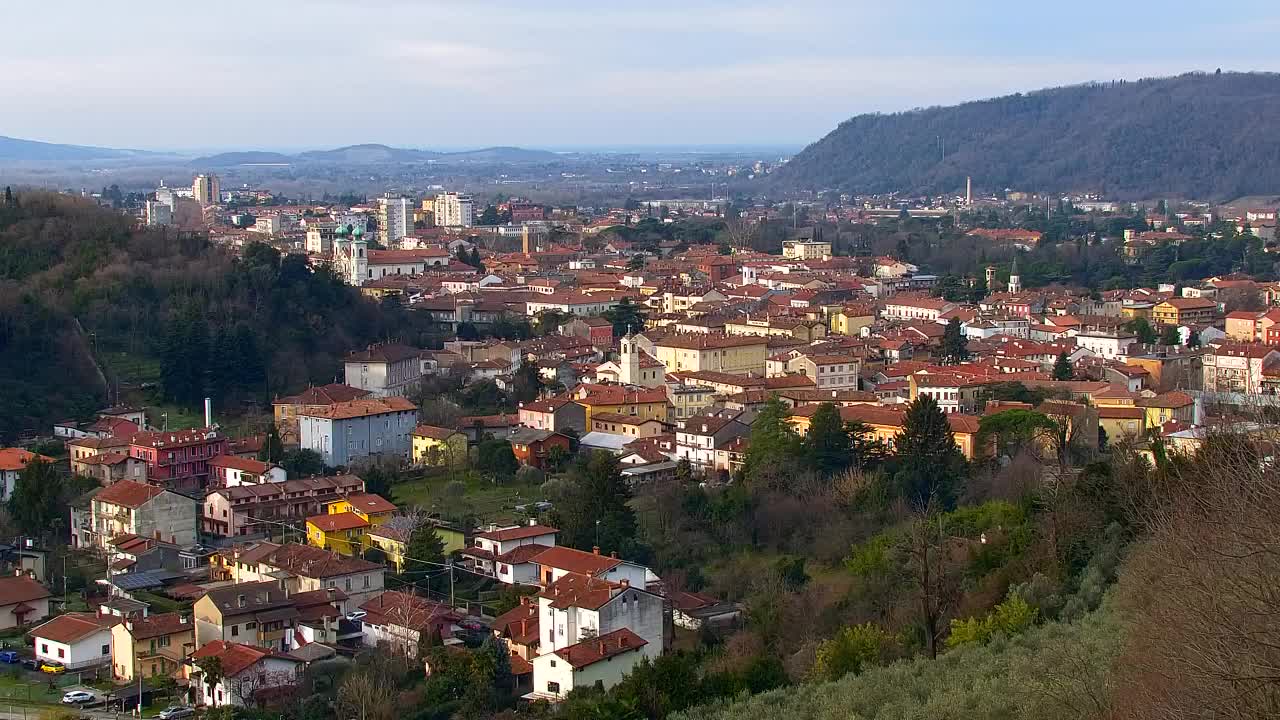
[363,575,370,589]
[549,660,557,668]
[547,681,561,694]
[245,622,257,630]
[230,625,239,637]
[158,635,170,648]
[102,644,109,655]
[40,644,47,654]
[57,648,64,658]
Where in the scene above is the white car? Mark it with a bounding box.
[345,611,368,621]
[62,691,94,704]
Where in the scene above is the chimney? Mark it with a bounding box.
[610,551,617,559]
[619,579,629,588]
[598,641,605,655]
[520,619,527,635]
[205,397,213,428]
[592,546,600,555]
[179,615,188,625]
[125,620,133,631]
[520,596,530,607]
[528,518,537,527]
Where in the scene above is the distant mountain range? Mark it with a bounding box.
[0,135,158,163]
[193,144,561,167]
[772,72,1280,200]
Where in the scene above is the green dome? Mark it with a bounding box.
[335,224,350,236]
[352,225,365,237]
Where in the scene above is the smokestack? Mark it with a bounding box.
[204,397,212,428]
[966,176,972,206]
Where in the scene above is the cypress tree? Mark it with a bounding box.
[895,395,966,510]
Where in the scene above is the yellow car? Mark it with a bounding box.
[39,661,66,674]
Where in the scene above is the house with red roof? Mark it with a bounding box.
[0,575,51,630]
[188,640,302,707]
[31,612,119,670]
[0,448,54,501]
[78,480,199,551]
[460,523,559,582]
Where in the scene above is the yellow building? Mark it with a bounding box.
[412,425,469,466]
[1151,298,1217,327]
[1135,391,1196,428]
[650,333,769,375]
[306,493,397,556]
[366,521,466,571]
[572,384,671,425]
[110,612,196,682]
[1097,406,1147,443]
[829,305,876,336]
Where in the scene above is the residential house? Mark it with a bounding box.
[299,397,418,467]
[1097,406,1147,443]
[193,581,347,652]
[1152,298,1217,327]
[272,384,371,444]
[647,333,769,376]
[217,542,384,607]
[0,575,50,630]
[1136,391,1198,427]
[461,523,558,581]
[202,474,365,538]
[74,451,148,486]
[1202,344,1280,394]
[111,612,196,681]
[529,628,648,700]
[365,519,465,573]
[588,414,666,439]
[674,414,750,472]
[0,449,54,501]
[669,591,742,631]
[518,398,588,434]
[344,343,422,397]
[507,428,573,470]
[571,384,671,425]
[789,354,861,390]
[209,456,286,488]
[127,428,228,492]
[788,404,985,461]
[80,480,199,551]
[306,493,397,557]
[411,425,469,467]
[360,591,464,658]
[31,612,117,670]
[908,372,995,414]
[188,640,302,708]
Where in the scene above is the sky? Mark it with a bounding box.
[4,0,1277,151]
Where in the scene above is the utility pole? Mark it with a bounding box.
[448,562,455,608]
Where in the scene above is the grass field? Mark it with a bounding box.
[390,470,548,525]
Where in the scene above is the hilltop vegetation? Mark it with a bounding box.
[0,191,434,439]
[773,72,1280,199]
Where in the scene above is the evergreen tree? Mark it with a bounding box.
[404,523,446,572]
[742,397,800,487]
[476,439,519,480]
[469,247,482,269]
[1127,317,1158,344]
[548,451,640,556]
[603,297,647,337]
[258,424,284,463]
[940,318,968,365]
[1187,327,1201,347]
[3,186,12,205]
[1052,351,1074,380]
[1160,324,1182,346]
[895,395,966,511]
[7,459,63,538]
[804,402,851,476]
[511,360,542,404]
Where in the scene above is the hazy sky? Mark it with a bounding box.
[4,0,1276,151]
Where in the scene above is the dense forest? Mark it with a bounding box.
[0,191,433,440]
[772,72,1280,199]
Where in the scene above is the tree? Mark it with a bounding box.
[404,522,447,572]
[511,360,542,404]
[625,254,646,272]
[258,424,284,463]
[1051,352,1074,381]
[1159,324,1181,346]
[895,395,966,511]
[1186,327,1201,347]
[281,449,325,478]
[602,297,647,337]
[1126,317,1158,344]
[940,317,968,365]
[812,623,893,681]
[8,460,66,538]
[479,206,501,225]
[803,403,851,476]
[548,451,640,556]
[476,439,518,480]
[199,656,225,702]
[741,397,800,487]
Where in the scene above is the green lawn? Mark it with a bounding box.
[391,470,548,525]
[0,671,66,706]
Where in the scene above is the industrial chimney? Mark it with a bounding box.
[204,397,213,428]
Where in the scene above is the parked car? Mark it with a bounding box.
[344,611,367,622]
[0,651,19,663]
[158,706,194,719]
[21,658,38,670]
[61,691,94,704]
[40,660,66,674]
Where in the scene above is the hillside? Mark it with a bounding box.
[0,135,152,163]
[773,71,1280,200]
[191,144,560,168]
[296,144,441,163]
[190,150,295,166]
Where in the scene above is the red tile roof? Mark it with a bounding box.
[302,397,417,420]
[275,384,371,406]
[95,480,165,509]
[209,455,274,474]
[0,576,51,607]
[553,628,646,669]
[341,493,397,514]
[307,512,369,532]
[192,641,296,677]
[476,524,559,542]
[31,612,118,644]
[121,612,193,640]
[0,448,54,472]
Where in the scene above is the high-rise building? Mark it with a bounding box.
[435,192,474,228]
[145,200,172,227]
[377,195,412,244]
[192,174,221,207]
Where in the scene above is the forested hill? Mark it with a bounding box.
[772,72,1280,200]
[0,192,429,441]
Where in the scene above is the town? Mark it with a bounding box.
[0,161,1276,720]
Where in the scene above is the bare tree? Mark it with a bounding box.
[336,667,397,720]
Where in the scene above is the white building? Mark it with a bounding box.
[32,612,116,670]
[435,192,474,228]
[298,397,417,467]
[530,628,649,699]
[344,343,422,397]
[251,216,281,234]
[782,240,831,261]
[1074,331,1138,361]
[377,195,412,244]
[460,523,558,580]
[190,641,302,708]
